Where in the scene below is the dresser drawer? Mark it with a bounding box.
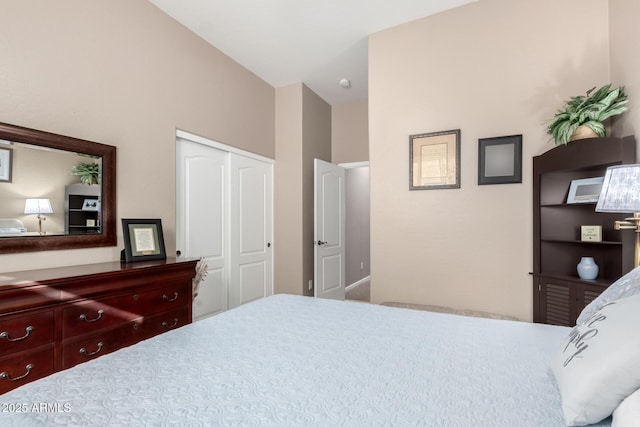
[0,311,55,359]
[62,321,141,370]
[0,347,55,394]
[139,307,189,340]
[62,296,143,339]
[130,282,190,315]
[62,281,189,339]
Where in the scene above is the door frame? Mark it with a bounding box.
[176,130,274,165]
[338,161,370,294]
[338,161,369,169]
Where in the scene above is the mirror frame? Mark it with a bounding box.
[0,122,116,254]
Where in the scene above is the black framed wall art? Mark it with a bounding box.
[478,134,522,185]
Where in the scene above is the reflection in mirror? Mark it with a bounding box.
[0,122,116,254]
[0,142,102,236]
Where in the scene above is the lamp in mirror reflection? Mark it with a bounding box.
[24,198,53,235]
[596,164,640,268]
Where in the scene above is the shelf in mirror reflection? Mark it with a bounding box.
[540,238,622,245]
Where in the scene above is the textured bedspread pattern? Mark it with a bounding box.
[0,294,611,426]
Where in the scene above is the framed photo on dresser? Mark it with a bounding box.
[121,218,166,262]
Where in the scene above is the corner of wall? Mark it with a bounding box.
[608,0,640,145]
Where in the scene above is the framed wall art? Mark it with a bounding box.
[121,218,166,262]
[0,147,13,183]
[478,134,522,185]
[409,129,460,190]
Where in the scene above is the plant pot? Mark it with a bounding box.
[570,125,599,142]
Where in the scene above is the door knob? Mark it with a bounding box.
[317,240,327,246]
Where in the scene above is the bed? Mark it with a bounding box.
[0,219,28,236]
[0,291,638,426]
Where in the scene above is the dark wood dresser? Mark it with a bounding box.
[0,258,197,394]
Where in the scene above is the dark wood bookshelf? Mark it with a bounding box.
[532,136,635,326]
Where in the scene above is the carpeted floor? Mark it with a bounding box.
[379,301,518,321]
[345,280,370,302]
[345,280,518,321]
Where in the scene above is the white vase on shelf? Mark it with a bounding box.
[577,257,599,280]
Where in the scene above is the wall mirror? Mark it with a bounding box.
[0,122,116,254]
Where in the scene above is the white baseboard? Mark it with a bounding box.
[345,275,370,292]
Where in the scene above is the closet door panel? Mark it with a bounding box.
[177,139,228,320]
[229,153,273,309]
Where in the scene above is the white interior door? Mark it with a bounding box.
[229,153,273,308]
[176,138,228,321]
[314,159,345,300]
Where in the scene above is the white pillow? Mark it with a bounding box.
[613,388,640,427]
[576,266,640,325]
[0,227,27,233]
[551,293,640,426]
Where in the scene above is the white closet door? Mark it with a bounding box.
[176,139,228,321]
[228,153,273,309]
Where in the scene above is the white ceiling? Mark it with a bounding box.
[148,0,476,106]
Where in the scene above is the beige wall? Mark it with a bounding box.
[0,0,274,273]
[368,0,610,321]
[274,83,331,296]
[274,84,304,294]
[332,100,369,163]
[302,85,332,295]
[332,99,370,289]
[609,0,640,143]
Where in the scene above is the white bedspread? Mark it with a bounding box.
[0,294,611,426]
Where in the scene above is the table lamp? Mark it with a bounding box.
[24,198,53,235]
[596,164,640,268]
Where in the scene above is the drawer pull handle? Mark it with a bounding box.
[79,309,104,323]
[0,326,34,342]
[162,292,179,302]
[162,318,179,329]
[79,342,103,357]
[0,364,34,382]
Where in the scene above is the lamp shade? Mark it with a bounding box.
[596,165,640,213]
[24,198,53,215]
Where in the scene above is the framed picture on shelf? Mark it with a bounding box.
[81,199,100,211]
[0,147,13,183]
[121,218,166,263]
[478,134,522,185]
[567,177,605,204]
[409,129,460,190]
